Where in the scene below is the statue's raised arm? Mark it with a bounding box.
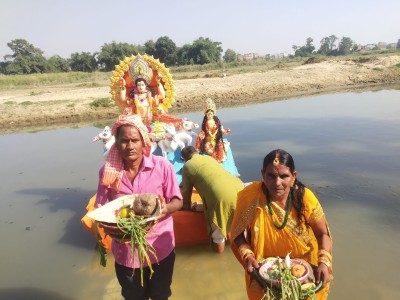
[110,54,176,127]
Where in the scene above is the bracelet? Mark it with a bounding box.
[318,261,332,270]
[238,244,254,263]
[318,249,332,262]
[318,256,332,272]
[243,252,255,262]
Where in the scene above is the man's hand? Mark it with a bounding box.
[158,195,168,216]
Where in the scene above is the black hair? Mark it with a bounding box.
[135,78,147,86]
[181,146,197,161]
[128,78,157,98]
[198,111,225,154]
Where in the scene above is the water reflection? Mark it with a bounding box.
[1,88,400,299]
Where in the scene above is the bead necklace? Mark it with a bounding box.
[206,120,218,138]
[262,183,292,230]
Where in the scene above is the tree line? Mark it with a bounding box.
[1,35,398,75]
[294,36,353,57]
[0,37,224,75]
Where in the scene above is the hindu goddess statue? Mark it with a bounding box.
[195,98,231,163]
[110,54,180,133]
[121,57,165,126]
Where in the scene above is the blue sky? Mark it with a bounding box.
[1,0,399,59]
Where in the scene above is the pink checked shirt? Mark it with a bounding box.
[95,154,182,268]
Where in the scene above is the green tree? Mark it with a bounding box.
[318,35,338,55]
[304,37,315,54]
[338,37,354,55]
[292,37,315,57]
[69,52,97,72]
[176,44,192,65]
[3,39,48,74]
[97,42,142,71]
[155,36,177,66]
[144,40,157,56]
[223,49,237,62]
[47,55,69,72]
[0,61,6,74]
[188,37,222,65]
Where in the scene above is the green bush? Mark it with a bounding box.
[20,101,34,106]
[89,97,115,108]
[30,90,45,96]
[352,56,377,63]
[4,101,16,105]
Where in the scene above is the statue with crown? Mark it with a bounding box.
[82,53,240,252]
[109,53,239,180]
[111,54,181,135]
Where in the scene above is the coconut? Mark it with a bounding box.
[133,193,158,216]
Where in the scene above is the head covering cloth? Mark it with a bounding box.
[101,114,152,191]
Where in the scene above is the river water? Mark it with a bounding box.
[1,87,399,299]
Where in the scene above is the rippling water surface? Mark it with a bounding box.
[1,88,399,299]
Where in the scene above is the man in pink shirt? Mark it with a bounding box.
[95,114,183,300]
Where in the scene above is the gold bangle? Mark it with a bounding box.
[243,252,255,262]
[318,255,330,263]
[319,260,331,270]
[238,244,254,262]
[318,256,332,272]
[318,249,332,262]
[240,249,254,260]
[238,243,252,252]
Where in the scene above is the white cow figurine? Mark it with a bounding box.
[93,126,115,158]
[175,118,199,147]
[158,123,185,158]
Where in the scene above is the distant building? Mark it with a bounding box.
[360,40,400,50]
[377,42,387,49]
[243,53,255,60]
[270,53,289,59]
[363,44,376,50]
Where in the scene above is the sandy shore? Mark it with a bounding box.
[1,55,400,134]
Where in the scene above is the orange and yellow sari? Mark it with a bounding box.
[231,181,332,300]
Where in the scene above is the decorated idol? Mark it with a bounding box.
[110,54,181,133]
[195,98,231,163]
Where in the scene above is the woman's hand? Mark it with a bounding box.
[315,262,330,287]
[245,255,260,273]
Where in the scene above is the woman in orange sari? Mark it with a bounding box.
[231,149,333,300]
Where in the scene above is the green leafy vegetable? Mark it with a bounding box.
[117,213,158,287]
